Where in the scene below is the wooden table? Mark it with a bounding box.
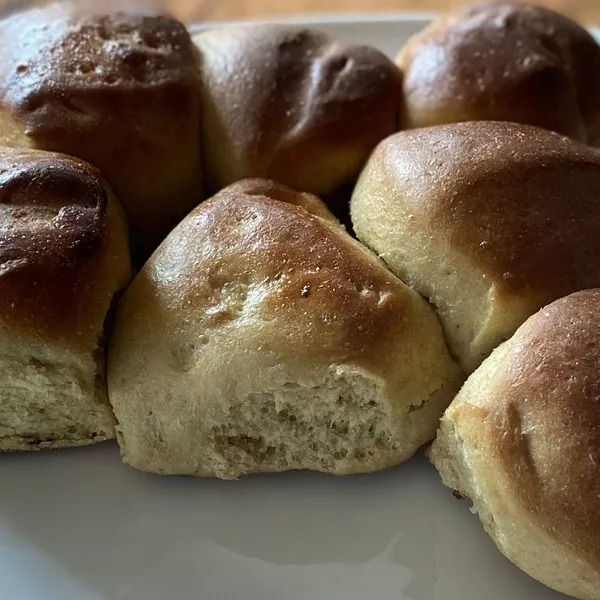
[170,0,599,26]
[1,1,597,26]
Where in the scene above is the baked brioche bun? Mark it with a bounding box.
[351,121,600,371]
[193,26,401,203]
[430,289,600,600]
[0,147,130,450]
[0,3,203,256]
[397,2,600,142]
[108,179,462,478]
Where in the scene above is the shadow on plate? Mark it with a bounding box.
[0,443,568,600]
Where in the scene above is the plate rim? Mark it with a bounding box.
[187,12,599,40]
[187,12,437,33]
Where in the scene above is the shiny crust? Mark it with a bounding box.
[194,25,401,196]
[480,290,600,561]
[146,187,416,365]
[371,121,600,300]
[0,4,203,253]
[398,2,600,142]
[215,178,341,225]
[437,290,600,590]
[0,5,197,106]
[0,147,130,348]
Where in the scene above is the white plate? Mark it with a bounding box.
[0,15,585,600]
[188,14,435,58]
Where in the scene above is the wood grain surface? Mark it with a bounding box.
[0,1,597,26]
[169,0,599,25]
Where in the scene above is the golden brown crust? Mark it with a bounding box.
[0,4,203,254]
[376,121,600,302]
[450,289,600,574]
[0,146,129,347]
[1,6,197,110]
[158,184,413,365]
[194,25,401,198]
[213,178,341,225]
[398,2,600,142]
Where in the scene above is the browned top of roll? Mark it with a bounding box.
[0,4,197,128]
[398,2,600,142]
[373,121,600,303]
[0,4,202,256]
[216,178,340,225]
[218,26,398,146]
[194,25,401,196]
[0,147,128,347]
[461,289,600,566]
[141,180,421,369]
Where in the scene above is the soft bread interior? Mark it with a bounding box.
[118,366,455,479]
[208,371,391,478]
[0,336,115,451]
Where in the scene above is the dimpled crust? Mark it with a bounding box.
[193,25,401,199]
[0,148,129,346]
[430,289,600,600]
[0,3,203,255]
[108,178,462,479]
[397,2,600,143]
[351,121,600,372]
[0,146,130,450]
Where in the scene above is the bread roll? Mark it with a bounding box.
[397,2,600,143]
[108,179,461,479]
[351,121,600,372]
[430,289,600,600]
[193,26,400,202]
[0,4,203,257]
[0,147,130,451]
